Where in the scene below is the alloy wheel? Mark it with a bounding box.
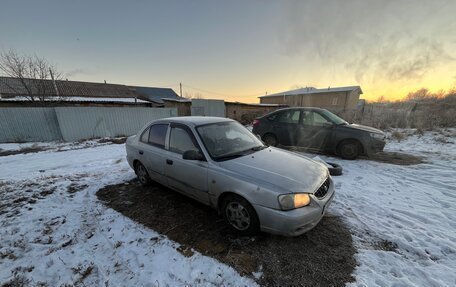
[225,202,251,231]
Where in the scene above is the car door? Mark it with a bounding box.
[271,109,301,146]
[296,111,333,150]
[136,123,168,185]
[163,124,209,205]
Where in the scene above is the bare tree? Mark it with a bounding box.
[0,50,62,102]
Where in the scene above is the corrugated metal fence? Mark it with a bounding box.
[191,99,225,117]
[0,107,177,142]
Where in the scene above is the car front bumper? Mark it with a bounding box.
[253,179,335,236]
[366,138,386,154]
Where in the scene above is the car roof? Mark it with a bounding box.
[277,107,326,112]
[153,116,234,127]
[263,107,327,116]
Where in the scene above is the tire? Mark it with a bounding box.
[337,140,361,160]
[221,195,260,236]
[262,133,278,147]
[135,162,152,186]
[326,162,343,176]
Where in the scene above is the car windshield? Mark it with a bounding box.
[320,110,348,125]
[196,121,265,161]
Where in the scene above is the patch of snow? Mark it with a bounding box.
[312,156,332,168]
[1,129,455,286]
[0,142,256,286]
[298,130,456,286]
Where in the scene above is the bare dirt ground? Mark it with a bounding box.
[97,179,357,287]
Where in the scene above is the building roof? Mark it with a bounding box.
[132,86,181,104]
[0,77,179,104]
[0,77,138,98]
[225,101,284,107]
[259,85,363,98]
[0,96,149,104]
[162,98,192,103]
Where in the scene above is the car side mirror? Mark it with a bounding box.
[182,150,204,161]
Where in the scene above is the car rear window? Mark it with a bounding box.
[148,124,168,148]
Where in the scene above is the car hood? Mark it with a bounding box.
[346,123,384,134]
[219,147,328,194]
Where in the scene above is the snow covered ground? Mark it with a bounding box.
[0,143,255,286]
[300,129,456,287]
[1,129,455,286]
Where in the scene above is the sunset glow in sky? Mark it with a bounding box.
[1,0,455,102]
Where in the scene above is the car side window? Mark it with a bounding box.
[169,127,199,155]
[313,112,332,126]
[277,110,300,124]
[302,111,312,125]
[140,128,149,143]
[148,124,168,148]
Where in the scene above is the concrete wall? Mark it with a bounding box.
[163,100,191,116]
[0,107,177,142]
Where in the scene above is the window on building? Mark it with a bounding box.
[332,97,339,105]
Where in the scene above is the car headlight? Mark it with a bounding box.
[278,193,311,210]
[370,132,384,140]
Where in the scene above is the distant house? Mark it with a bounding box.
[0,76,181,107]
[259,86,363,112]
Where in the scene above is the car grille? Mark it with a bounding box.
[314,177,330,199]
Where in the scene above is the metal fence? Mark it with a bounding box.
[0,107,177,143]
[0,108,62,142]
[191,99,225,117]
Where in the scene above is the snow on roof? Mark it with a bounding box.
[260,86,363,98]
[0,96,150,103]
[225,101,283,107]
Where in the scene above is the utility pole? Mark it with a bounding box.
[179,82,183,98]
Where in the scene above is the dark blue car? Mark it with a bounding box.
[252,107,386,159]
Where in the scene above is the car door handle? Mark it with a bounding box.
[139,150,144,155]
[166,159,173,165]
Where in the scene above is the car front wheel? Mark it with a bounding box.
[222,195,260,236]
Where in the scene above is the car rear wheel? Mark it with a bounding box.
[262,133,278,147]
[222,195,260,236]
[338,140,361,160]
[135,162,152,185]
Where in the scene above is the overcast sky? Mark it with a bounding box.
[1,0,455,102]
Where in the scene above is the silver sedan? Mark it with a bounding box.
[126,117,335,236]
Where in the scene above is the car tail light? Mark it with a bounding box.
[252,119,260,128]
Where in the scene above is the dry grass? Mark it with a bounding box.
[341,93,456,130]
[391,131,406,142]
